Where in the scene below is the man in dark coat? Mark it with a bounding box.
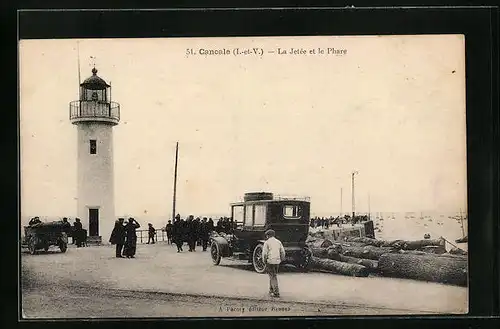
[165,220,173,244]
[73,218,83,247]
[216,218,223,233]
[109,218,126,257]
[147,223,156,244]
[172,215,184,252]
[61,217,72,234]
[199,217,210,251]
[195,217,202,246]
[208,218,214,232]
[123,217,140,258]
[186,215,196,252]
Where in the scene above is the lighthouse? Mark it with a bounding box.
[69,67,120,245]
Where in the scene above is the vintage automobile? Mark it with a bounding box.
[210,192,312,273]
[21,220,70,254]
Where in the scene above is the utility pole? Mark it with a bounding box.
[340,188,343,217]
[172,142,179,221]
[368,193,371,220]
[351,171,358,220]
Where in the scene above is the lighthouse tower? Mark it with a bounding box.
[69,67,120,245]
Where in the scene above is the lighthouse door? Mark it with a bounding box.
[89,208,99,237]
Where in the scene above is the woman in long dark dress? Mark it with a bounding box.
[109,218,126,258]
[123,217,140,258]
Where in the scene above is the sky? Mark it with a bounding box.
[19,35,467,221]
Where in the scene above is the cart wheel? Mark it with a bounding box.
[252,244,267,274]
[28,239,36,255]
[211,242,221,265]
[59,243,67,253]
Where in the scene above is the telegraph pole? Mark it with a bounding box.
[351,171,358,220]
[368,193,371,220]
[340,188,343,217]
[172,142,179,221]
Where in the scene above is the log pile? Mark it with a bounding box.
[305,235,467,286]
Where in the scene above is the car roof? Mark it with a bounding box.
[230,199,310,206]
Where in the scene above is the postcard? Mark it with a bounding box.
[19,35,468,318]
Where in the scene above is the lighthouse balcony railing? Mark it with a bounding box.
[69,100,120,123]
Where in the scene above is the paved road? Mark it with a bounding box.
[21,242,467,318]
[23,280,400,318]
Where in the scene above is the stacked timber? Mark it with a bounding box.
[339,255,379,273]
[345,236,446,254]
[378,253,467,286]
[311,256,369,277]
[306,235,467,286]
[340,245,398,260]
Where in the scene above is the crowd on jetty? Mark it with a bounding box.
[309,215,370,229]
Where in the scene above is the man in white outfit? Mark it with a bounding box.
[262,229,286,298]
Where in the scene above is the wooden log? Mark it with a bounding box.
[339,255,379,272]
[311,256,369,277]
[378,253,467,286]
[341,245,396,260]
[310,246,341,260]
[345,237,446,251]
[311,247,328,258]
[325,247,342,261]
[402,238,445,250]
[420,245,446,254]
[449,247,468,256]
[398,250,467,261]
[345,237,385,247]
[309,239,333,248]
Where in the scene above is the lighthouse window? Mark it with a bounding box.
[89,139,97,154]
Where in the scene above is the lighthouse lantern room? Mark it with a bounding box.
[69,67,120,245]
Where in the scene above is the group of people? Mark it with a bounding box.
[28,216,87,247]
[109,217,141,258]
[310,214,371,229]
[167,215,215,252]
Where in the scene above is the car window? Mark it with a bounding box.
[254,205,266,227]
[233,205,244,227]
[283,205,302,219]
[244,205,253,226]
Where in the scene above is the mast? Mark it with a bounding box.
[351,171,358,220]
[77,41,81,85]
[460,208,465,237]
[172,142,179,221]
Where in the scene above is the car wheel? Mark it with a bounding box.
[211,242,221,265]
[252,244,267,274]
